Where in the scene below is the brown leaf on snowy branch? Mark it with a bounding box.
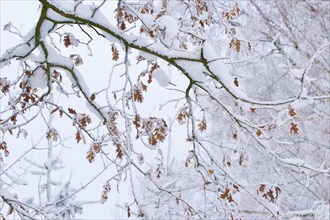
[198,117,207,132]
[0,142,10,157]
[290,122,299,134]
[75,131,82,143]
[288,105,297,117]
[111,44,119,61]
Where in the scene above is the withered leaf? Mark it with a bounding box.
[23,93,30,103]
[258,184,266,194]
[74,56,83,66]
[147,73,152,84]
[127,206,131,218]
[176,197,180,205]
[52,70,63,82]
[68,108,77,115]
[50,108,58,114]
[63,34,71,47]
[136,55,145,63]
[1,84,10,94]
[70,54,83,66]
[219,188,230,200]
[288,105,296,117]
[133,114,141,128]
[149,136,157,145]
[111,44,119,61]
[198,117,207,132]
[25,70,32,76]
[227,195,234,202]
[90,93,96,101]
[268,124,277,131]
[8,206,14,215]
[256,130,262,137]
[133,89,143,103]
[290,122,299,134]
[75,131,82,143]
[10,115,17,125]
[101,182,111,204]
[0,141,10,157]
[149,30,154,38]
[141,83,147,92]
[150,63,159,73]
[239,153,244,166]
[233,184,239,192]
[86,149,95,163]
[80,116,92,128]
[232,131,238,140]
[235,39,241,52]
[116,144,123,159]
[234,78,239,87]
[120,21,126,30]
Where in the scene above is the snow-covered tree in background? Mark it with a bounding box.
[0,0,329,219]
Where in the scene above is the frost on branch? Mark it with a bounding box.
[140,117,168,146]
[0,0,329,219]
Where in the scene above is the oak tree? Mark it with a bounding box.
[1,0,329,219]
